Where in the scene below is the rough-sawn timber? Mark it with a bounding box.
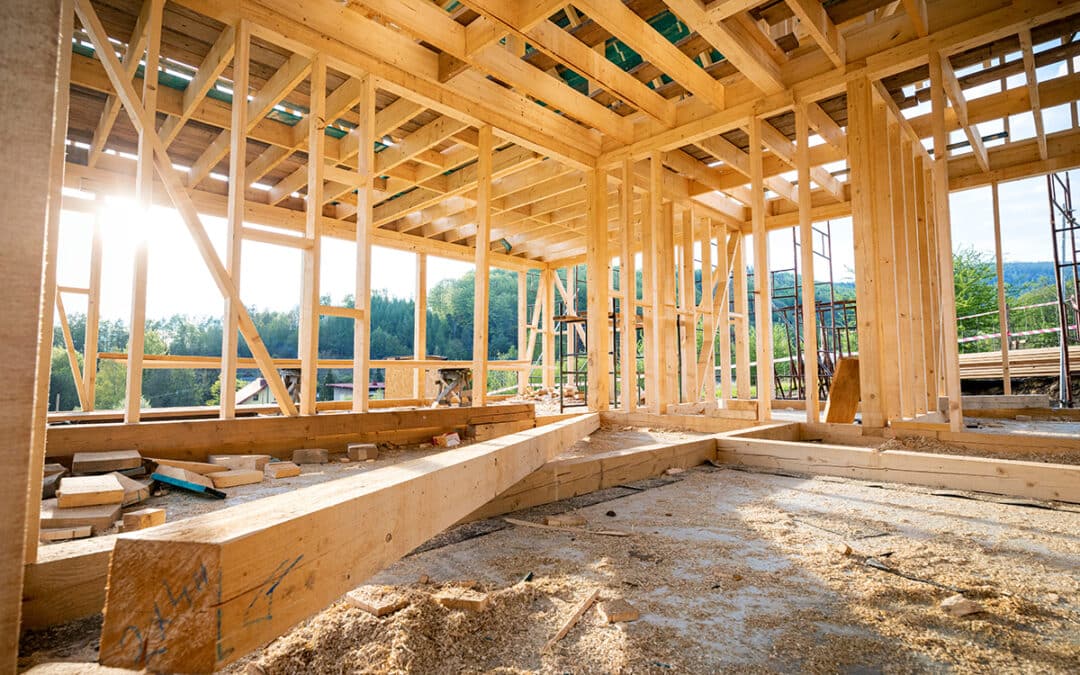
[97,413,599,672]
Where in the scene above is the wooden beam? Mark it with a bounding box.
[573,0,727,109]
[353,75,375,413]
[991,182,1011,395]
[158,25,237,146]
[679,207,698,401]
[749,117,772,420]
[98,413,600,671]
[586,165,610,410]
[221,23,249,420]
[473,126,494,406]
[785,0,845,68]
[663,0,785,94]
[75,0,298,416]
[1018,28,1048,161]
[901,0,929,37]
[2,0,66,661]
[618,159,636,411]
[929,52,965,432]
[939,54,989,172]
[124,0,163,424]
[299,56,326,416]
[795,105,819,422]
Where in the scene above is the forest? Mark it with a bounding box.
[48,253,1072,411]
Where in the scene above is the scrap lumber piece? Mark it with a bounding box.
[209,469,264,489]
[98,414,600,672]
[56,475,124,508]
[39,500,120,535]
[291,448,329,464]
[39,526,93,543]
[599,598,639,623]
[150,458,229,475]
[152,465,214,488]
[504,517,630,537]
[264,462,301,479]
[544,588,599,651]
[345,586,409,617]
[544,513,586,527]
[122,508,166,532]
[824,357,860,423]
[347,443,378,461]
[72,450,141,474]
[433,587,489,612]
[208,454,271,471]
[110,472,149,506]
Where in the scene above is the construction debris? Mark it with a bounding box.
[544,588,599,651]
[71,449,141,474]
[433,432,461,448]
[347,443,379,461]
[598,598,640,623]
[149,458,228,475]
[940,594,985,617]
[264,461,301,479]
[345,586,409,617]
[292,448,329,464]
[110,472,149,506]
[121,507,166,532]
[38,525,92,543]
[543,513,587,527]
[39,499,120,535]
[151,465,226,499]
[209,469,264,489]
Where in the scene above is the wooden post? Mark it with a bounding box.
[679,207,697,401]
[644,153,662,412]
[929,52,965,431]
[299,56,326,416]
[903,141,928,415]
[890,118,915,420]
[619,159,636,411]
[24,0,73,570]
[846,76,885,427]
[991,182,1011,395]
[718,228,733,403]
[699,217,716,405]
[473,125,494,406]
[353,75,375,412]
[517,269,528,394]
[914,154,938,407]
[415,252,428,399]
[3,0,66,660]
[733,232,751,399]
[585,166,610,410]
[125,0,164,422]
[542,267,555,390]
[795,105,819,422]
[872,100,902,423]
[749,117,772,420]
[661,201,678,409]
[221,22,249,419]
[83,204,103,410]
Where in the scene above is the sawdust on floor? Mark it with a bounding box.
[879,434,1080,465]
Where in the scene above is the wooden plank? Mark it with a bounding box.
[990,182,1011,394]
[56,475,124,509]
[715,436,1080,504]
[98,414,599,671]
[72,450,142,474]
[209,469,264,488]
[823,358,860,424]
[39,500,120,536]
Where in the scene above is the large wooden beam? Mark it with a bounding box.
[795,105,820,423]
[1,0,65,663]
[586,166,610,410]
[473,126,494,406]
[749,117,772,421]
[1018,28,1048,161]
[353,75,376,413]
[98,413,600,672]
[785,0,845,68]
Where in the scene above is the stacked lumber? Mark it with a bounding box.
[958,346,1080,379]
[40,450,151,540]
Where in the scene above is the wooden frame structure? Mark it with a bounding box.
[6,0,1080,670]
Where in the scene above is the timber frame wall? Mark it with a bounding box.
[4,0,1080,668]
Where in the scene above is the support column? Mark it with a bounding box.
[221,22,249,419]
[299,56,326,415]
[872,100,901,423]
[795,105,819,422]
[749,117,772,421]
[353,75,375,412]
[718,228,733,403]
[679,207,697,402]
[619,159,636,411]
[699,217,716,405]
[472,125,494,406]
[25,0,73,569]
[992,182,1011,395]
[517,269,528,394]
[929,52,965,431]
[3,0,66,660]
[542,267,555,390]
[846,76,885,427]
[84,199,103,410]
[586,166,610,410]
[415,252,428,399]
[644,153,662,412]
[734,233,751,399]
[125,0,164,422]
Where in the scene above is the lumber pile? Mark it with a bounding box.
[958,346,1080,379]
[39,450,152,541]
